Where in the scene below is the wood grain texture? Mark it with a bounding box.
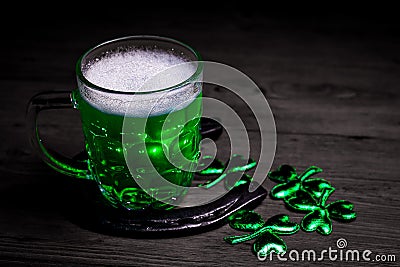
[0,9,399,266]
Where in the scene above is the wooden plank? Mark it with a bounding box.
[0,13,399,266]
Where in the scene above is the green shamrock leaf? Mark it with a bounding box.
[286,188,357,235]
[302,178,333,199]
[268,165,332,201]
[225,173,253,191]
[228,210,264,231]
[270,180,300,199]
[326,200,357,222]
[285,190,319,212]
[301,209,332,235]
[197,154,256,189]
[268,164,297,183]
[224,212,299,256]
[253,232,287,257]
[197,156,225,175]
[225,154,257,173]
[264,214,300,235]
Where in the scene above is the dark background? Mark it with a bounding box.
[0,6,399,266]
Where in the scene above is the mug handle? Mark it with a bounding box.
[26,91,89,179]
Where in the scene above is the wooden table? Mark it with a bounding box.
[1,10,399,266]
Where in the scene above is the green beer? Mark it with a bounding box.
[26,36,203,211]
[75,42,202,210]
[73,91,201,210]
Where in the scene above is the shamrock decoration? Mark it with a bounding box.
[197,155,225,176]
[224,210,299,256]
[285,187,357,235]
[222,164,357,258]
[268,165,332,201]
[197,154,257,189]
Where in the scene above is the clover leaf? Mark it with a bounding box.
[268,165,332,201]
[197,154,256,189]
[228,210,264,231]
[224,211,299,256]
[286,188,357,235]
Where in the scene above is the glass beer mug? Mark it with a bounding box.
[27,36,203,210]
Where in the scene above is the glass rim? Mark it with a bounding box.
[76,35,203,95]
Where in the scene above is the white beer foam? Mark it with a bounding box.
[80,49,200,117]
